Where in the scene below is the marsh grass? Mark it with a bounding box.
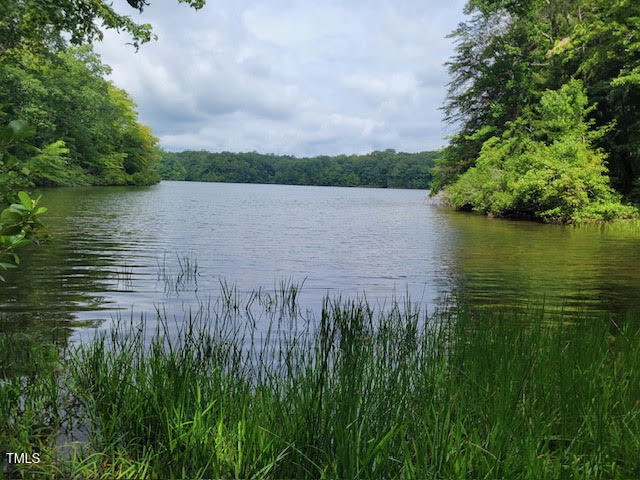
[1,287,639,479]
[113,263,133,292]
[155,252,200,295]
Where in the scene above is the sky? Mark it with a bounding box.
[96,0,468,156]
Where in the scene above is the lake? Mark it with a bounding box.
[1,181,639,341]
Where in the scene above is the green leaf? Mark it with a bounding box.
[18,191,32,209]
[9,204,28,213]
[1,209,23,223]
[0,225,23,236]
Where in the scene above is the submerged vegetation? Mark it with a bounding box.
[433,0,640,222]
[1,285,639,479]
[156,150,438,189]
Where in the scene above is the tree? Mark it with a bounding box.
[154,150,437,189]
[0,46,160,188]
[434,0,640,221]
[568,0,640,197]
[447,81,635,222]
[433,1,548,194]
[0,0,206,53]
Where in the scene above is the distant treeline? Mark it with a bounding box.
[156,150,438,189]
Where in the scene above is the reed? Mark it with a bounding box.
[1,288,639,479]
[155,252,200,295]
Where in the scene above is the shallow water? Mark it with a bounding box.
[1,181,639,340]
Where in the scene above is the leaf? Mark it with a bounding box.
[0,120,36,146]
[546,37,572,58]
[18,191,32,209]
[0,225,23,236]
[11,239,30,249]
[35,207,48,215]
[9,204,28,213]
[363,425,398,467]
[1,209,23,223]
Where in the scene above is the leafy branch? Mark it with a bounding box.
[0,191,46,281]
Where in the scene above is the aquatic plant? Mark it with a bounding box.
[1,287,639,479]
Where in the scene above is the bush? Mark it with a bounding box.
[447,81,638,223]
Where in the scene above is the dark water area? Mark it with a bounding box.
[1,181,639,341]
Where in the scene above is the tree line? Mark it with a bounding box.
[156,150,438,189]
[433,0,640,222]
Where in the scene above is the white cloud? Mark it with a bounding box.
[95,0,468,155]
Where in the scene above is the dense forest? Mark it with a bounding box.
[0,1,204,273]
[0,45,161,195]
[156,150,438,189]
[433,0,640,222]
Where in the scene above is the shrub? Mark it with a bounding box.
[447,81,638,223]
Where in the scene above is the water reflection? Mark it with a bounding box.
[0,182,638,343]
[445,213,640,314]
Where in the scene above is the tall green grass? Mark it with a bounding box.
[2,288,639,479]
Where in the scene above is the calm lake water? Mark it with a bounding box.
[1,181,639,339]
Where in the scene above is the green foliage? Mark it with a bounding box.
[0,123,46,281]
[25,140,84,187]
[0,191,46,281]
[0,0,206,52]
[0,119,75,202]
[0,47,161,190]
[570,0,640,194]
[434,1,548,194]
[435,0,640,220]
[0,120,36,203]
[155,153,188,180]
[157,149,438,189]
[448,81,637,222]
[2,289,640,478]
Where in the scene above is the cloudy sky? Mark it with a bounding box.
[96,0,467,156]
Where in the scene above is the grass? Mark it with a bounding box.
[1,286,639,479]
[156,252,200,295]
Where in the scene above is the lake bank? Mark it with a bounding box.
[2,182,640,478]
